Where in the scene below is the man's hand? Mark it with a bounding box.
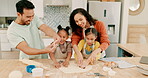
[53,34,61,44]
[44,41,57,53]
[39,24,61,44]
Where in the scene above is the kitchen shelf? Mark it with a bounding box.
[46,5,69,7]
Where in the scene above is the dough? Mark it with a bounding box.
[59,61,92,73]
[9,71,23,78]
[20,59,49,70]
[20,59,43,66]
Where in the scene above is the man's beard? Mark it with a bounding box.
[22,20,31,25]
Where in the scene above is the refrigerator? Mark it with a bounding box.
[88,1,121,57]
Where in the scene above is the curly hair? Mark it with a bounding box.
[57,25,70,35]
[69,8,97,35]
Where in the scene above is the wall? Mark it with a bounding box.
[43,6,70,31]
[127,25,148,43]
[42,0,87,31]
[43,0,71,31]
[128,0,148,25]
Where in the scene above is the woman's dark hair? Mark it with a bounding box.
[69,8,96,35]
[85,28,97,36]
[57,25,70,35]
[16,0,35,14]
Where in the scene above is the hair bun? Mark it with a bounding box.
[21,0,28,1]
[65,26,70,31]
[57,25,63,30]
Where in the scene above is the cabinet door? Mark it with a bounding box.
[0,0,9,16]
[8,0,18,17]
[71,0,87,11]
[30,0,43,18]
[0,0,18,17]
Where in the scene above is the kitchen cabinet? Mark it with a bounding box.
[30,0,44,18]
[8,0,18,17]
[1,51,19,59]
[0,30,11,51]
[0,0,9,17]
[0,0,43,17]
[71,0,87,11]
[0,0,18,17]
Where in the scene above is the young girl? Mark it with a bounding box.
[76,28,101,68]
[49,25,72,68]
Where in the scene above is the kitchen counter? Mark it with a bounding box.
[0,51,19,59]
[0,57,147,78]
[0,28,8,30]
[117,44,148,57]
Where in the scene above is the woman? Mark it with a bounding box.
[70,8,110,68]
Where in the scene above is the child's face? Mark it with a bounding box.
[58,30,69,44]
[85,34,97,46]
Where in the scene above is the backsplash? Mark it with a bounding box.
[42,6,71,32]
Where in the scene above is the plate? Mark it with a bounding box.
[137,66,148,75]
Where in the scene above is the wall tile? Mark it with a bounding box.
[43,6,70,31]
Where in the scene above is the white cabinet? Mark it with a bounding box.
[0,0,43,17]
[8,0,18,17]
[0,30,11,51]
[0,0,18,17]
[71,0,87,11]
[0,0,9,16]
[1,43,11,51]
[1,51,19,59]
[30,0,44,18]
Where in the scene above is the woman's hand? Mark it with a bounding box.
[54,62,61,68]
[62,60,69,67]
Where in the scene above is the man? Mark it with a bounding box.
[7,0,60,59]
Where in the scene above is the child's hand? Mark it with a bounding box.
[62,60,69,67]
[89,48,101,62]
[77,54,83,67]
[80,60,89,69]
[89,50,98,62]
[54,62,61,68]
